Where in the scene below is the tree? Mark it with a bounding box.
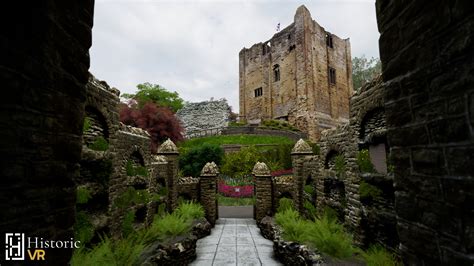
[179,144,224,177]
[352,55,381,91]
[119,102,184,152]
[122,83,184,112]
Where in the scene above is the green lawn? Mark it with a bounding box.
[218,195,255,206]
[178,134,295,151]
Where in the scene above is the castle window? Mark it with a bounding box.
[328,67,336,84]
[254,87,263,97]
[326,33,333,48]
[273,64,280,82]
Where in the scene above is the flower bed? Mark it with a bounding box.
[218,182,253,198]
[271,169,293,177]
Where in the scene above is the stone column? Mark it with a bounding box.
[157,139,179,212]
[200,162,219,226]
[253,162,272,222]
[291,139,314,213]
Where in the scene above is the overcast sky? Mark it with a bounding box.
[90,0,379,112]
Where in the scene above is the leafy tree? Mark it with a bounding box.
[179,144,224,177]
[352,55,381,91]
[119,102,183,152]
[122,83,184,112]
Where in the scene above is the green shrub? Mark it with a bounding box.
[71,235,144,266]
[305,213,355,259]
[179,143,224,177]
[304,200,318,219]
[114,187,155,209]
[126,160,148,177]
[308,142,321,155]
[304,185,315,196]
[359,181,382,201]
[221,146,261,178]
[362,245,400,266]
[80,159,112,185]
[357,149,375,173]
[89,136,109,151]
[277,197,295,213]
[229,121,247,127]
[76,187,92,204]
[146,214,190,242]
[174,201,205,221]
[334,155,346,177]
[74,211,94,245]
[83,117,92,133]
[319,206,339,222]
[122,210,136,237]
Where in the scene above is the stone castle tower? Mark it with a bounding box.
[239,5,353,141]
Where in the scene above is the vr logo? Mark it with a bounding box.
[5,233,25,261]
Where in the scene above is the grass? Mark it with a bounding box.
[72,201,206,265]
[178,134,294,152]
[74,211,94,245]
[76,187,92,204]
[359,181,383,202]
[362,245,401,266]
[218,195,255,206]
[277,197,294,213]
[83,117,92,132]
[89,136,109,151]
[357,149,375,173]
[125,160,148,177]
[274,199,399,264]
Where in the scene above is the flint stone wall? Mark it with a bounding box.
[177,99,231,137]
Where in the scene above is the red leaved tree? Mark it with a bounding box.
[119,102,183,152]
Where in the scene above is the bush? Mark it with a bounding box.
[179,143,223,177]
[308,142,321,155]
[89,136,109,151]
[71,235,144,266]
[83,117,92,132]
[114,187,158,209]
[126,160,148,177]
[277,197,295,213]
[74,211,94,245]
[304,185,315,196]
[229,121,247,127]
[174,201,205,221]
[357,149,375,173]
[334,155,346,177]
[76,187,92,204]
[362,245,400,266]
[305,213,355,259]
[304,200,318,219]
[220,146,261,178]
[146,214,190,242]
[122,210,136,237]
[359,181,382,202]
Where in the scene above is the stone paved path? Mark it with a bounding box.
[190,218,282,266]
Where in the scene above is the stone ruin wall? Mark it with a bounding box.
[176,99,231,138]
[239,5,353,141]
[377,1,474,264]
[78,74,168,239]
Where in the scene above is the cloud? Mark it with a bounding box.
[90,0,379,113]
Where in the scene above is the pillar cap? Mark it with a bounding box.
[252,162,271,176]
[291,139,313,155]
[201,162,219,176]
[157,139,179,154]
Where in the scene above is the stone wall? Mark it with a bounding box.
[177,99,231,138]
[376,0,474,264]
[178,177,200,201]
[0,2,94,264]
[222,126,307,141]
[239,5,353,141]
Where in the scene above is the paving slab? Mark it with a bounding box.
[190,218,282,266]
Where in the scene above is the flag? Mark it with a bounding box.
[276,23,280,32]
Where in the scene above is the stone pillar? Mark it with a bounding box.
[253,162,272,222]
[291,139,314,213]
[157,139,179,212]
[200,162,219,226]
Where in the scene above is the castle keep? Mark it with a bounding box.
[239,5,353,141]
